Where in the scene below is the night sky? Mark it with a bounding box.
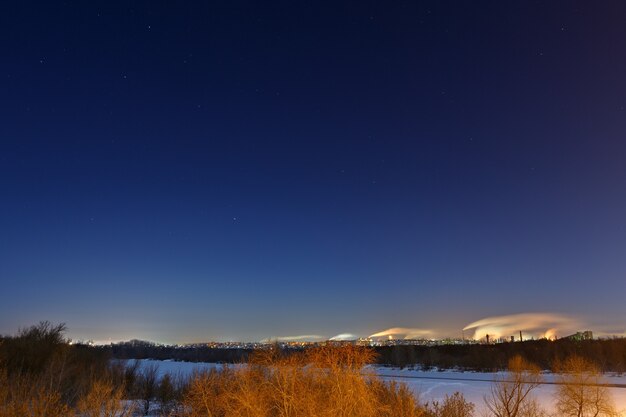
[2,1,626,343]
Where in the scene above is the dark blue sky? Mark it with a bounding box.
[1,1,626,343]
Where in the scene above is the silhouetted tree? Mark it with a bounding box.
[157,372,178,415]
[138,363,159,415]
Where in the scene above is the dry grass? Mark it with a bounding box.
[0,369,70,417]
[75,379,135,417]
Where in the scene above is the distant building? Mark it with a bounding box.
[565,331,593,341]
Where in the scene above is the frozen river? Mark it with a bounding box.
[131,359,626,415]
[376,367,626,414]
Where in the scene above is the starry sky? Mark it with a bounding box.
[1,1,626,343]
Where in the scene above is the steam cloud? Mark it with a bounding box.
[368,327,434,340]
[262,335,325,342]
[260,312,612,343]
[463,313,582,340]
[329,333,358,341]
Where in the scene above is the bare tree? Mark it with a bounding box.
[554,355,619,417]
[157,372,180,416]
[124,359,141,397]
[138,363,159,415]
[484,355,545,417]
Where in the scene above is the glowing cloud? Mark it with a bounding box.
[368,327,434,340]
[329,333,358,341]
[463,313,582,340]
[262,335,325,342]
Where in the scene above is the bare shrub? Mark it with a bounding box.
[183,344,425,417]
[484,355,544,417]
[126,359,141,391]
[0,322,140,416]
[425,391,475,417]
[76,379,135,417]
[138,363,160,415]
[0,370,70,417]
[370,378,426,417]
[554,355,619,417]
[183,368,226,417]
[157,372,182,415]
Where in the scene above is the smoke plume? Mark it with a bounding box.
[463,313,581,340]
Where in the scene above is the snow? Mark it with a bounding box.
[125,359,224,378]
[129,359,626,415]
[376,367,626,414]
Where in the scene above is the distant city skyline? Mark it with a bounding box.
[45,311,624,345]
[2,2,626,343]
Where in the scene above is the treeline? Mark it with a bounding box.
[104,337,626,372]
[375,338,626,372]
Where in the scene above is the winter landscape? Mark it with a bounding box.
[132,358,626,414]
[3,0,626,416]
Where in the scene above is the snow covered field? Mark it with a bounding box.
[376,367,626,414]
[131,359,626,414]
